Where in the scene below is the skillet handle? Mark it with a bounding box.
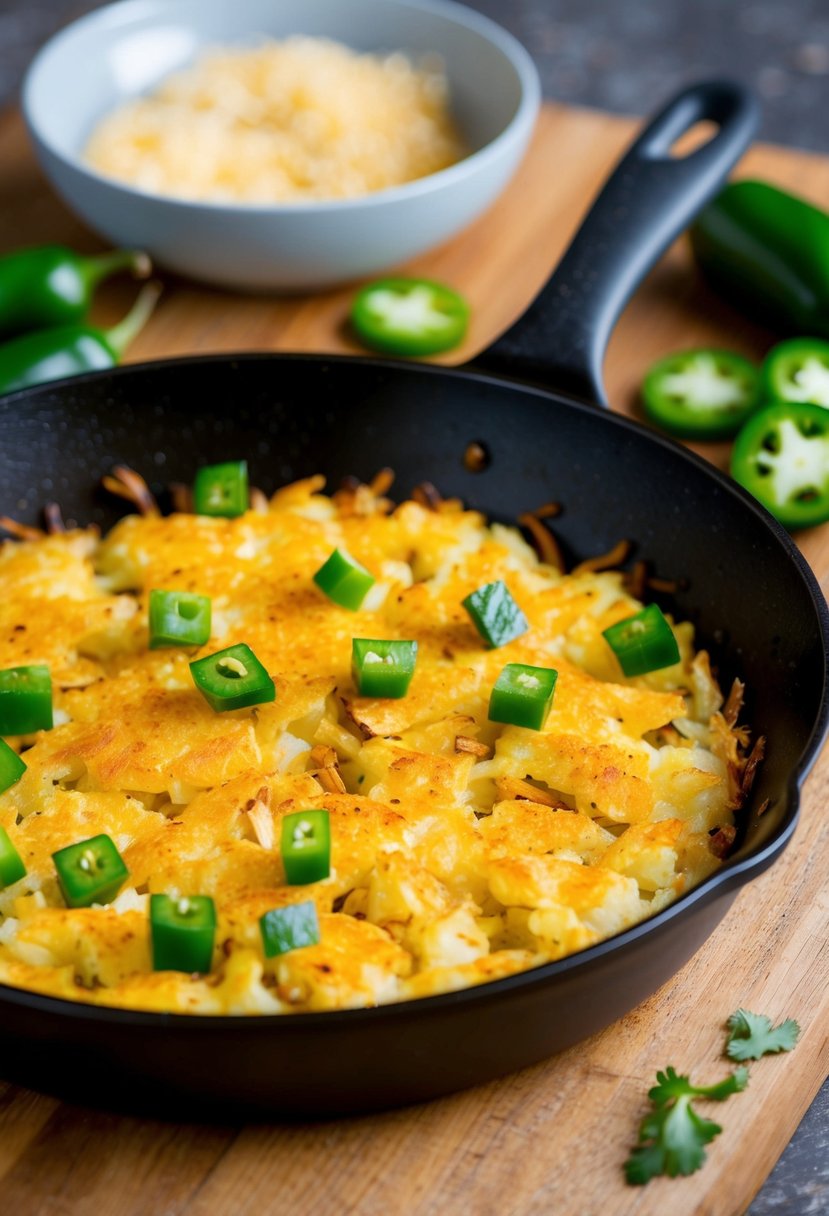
[471,81,759,405]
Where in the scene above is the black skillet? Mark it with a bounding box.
[0,82,827,1119]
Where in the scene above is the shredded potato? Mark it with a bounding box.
[84,37,466,203]
[0,476,752,1015]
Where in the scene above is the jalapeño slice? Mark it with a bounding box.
[281,809,331,885]
[760,338,829,408]
[259,900,320,958]
[641,348,760,439]
[149,589,212,649]
[731,400,829,529]
[351,638,417,698]
[602,604,680,677]
[0,738,26,794]
[0,665,53,734]
[0,824,26,888]
[488,663,558,730]
[351,278,469,357]
[190,642,276,712]
[462,580,528,648]
[313,548,375,611]
[150,893,216,973]
[192,460,249,518]
[52,833,129,907]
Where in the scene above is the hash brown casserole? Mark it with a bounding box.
[0,472,752,1014]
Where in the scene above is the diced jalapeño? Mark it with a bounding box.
[149,589,212,649]
[190,642,275,712]
[260,900,320,958]
[0,824,26,888]
[52,833,129,907]
[352,638,417,698]
[0,738,26,794]
[0,665,53,734]
[602,603,681,677]
[488,663,558,730]
[313,548,375,611]
[462,580,528,648]
[281,809,331,885]
[192,460,249,518]
[150,894,216,973]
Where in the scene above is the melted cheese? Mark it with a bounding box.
[0,478,742,1014]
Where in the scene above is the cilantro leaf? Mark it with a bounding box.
[726,1009,801,1061]
[649,1064,748,1106]
[624,1067,749,1185]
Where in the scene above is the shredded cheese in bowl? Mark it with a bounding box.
[83,37,467,204]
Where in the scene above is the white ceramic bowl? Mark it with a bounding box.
[23,0,540,291]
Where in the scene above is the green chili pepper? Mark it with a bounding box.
[313,548,375,610]
[462,580,528,648]
[0,665,53,734]
[281,809,331,885]
[259,900,320,958]
[192,461,249,518]
[488,662,558,730]
[602,604,680,677]
[351,277,470,356]
[731,400,829,529]
[190,642,276,712]
[641,349,760,439]
[0,245,151,340]
[52,833,129,907]
[0,824,26,888]
[351,638,417,698]
[150,893,216,973]
[0,280,161,395]
[690,180,829,338]
[0,739,26,794]
[149,589,212,649]
[760,338,829,408]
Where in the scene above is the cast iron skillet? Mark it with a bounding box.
[0,83,827,1119]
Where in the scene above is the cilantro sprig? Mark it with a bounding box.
[725,1009,801,1061]
[625,1009,800,1185]
[625,1066,749,1184]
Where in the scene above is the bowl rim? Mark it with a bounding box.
[22,0,542,215]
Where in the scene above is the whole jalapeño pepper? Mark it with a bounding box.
[0,245,151,340]
[0,280,161,395]
[690,180,829,337]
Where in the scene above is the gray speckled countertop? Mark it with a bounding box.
[1,2,827,1212]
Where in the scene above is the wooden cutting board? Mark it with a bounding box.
[0,101,827,1216]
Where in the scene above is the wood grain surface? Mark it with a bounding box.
[0,102,826,1216]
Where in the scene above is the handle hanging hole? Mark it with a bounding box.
[668,120,720,159]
